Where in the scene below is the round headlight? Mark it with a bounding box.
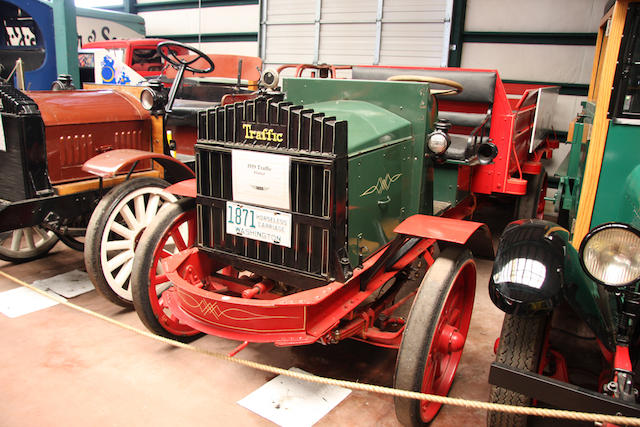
[261,68,280,89]
[427,131,450,155]
[140,88,156,110]
[580,223,640,287]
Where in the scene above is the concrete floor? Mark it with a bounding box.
[0,237,505,427]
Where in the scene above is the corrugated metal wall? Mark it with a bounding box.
[260,0,453,70]
[92,0,607,133]
[459,0,608,132]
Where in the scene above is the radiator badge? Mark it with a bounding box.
[361,173,402,197]
[242,123,286,143]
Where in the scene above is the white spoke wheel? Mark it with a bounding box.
[0,226,59,263]
[394,247,476,426]
[85,178,177,307]
[131,198,201,341]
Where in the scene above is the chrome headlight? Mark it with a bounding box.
[140,79,166,111]
[140,88,156,110]
[260,68,279,89]
[579,223,640,287]
[427,130,450,155]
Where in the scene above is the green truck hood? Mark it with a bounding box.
[304,100,412,156]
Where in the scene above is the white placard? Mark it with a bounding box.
[232,149,291,210]
[0,115,6,151]
[226,202,292,247]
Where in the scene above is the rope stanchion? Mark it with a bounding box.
[2,269,639,426]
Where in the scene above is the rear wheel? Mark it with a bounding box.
[515,170,547,219]
[394,247,476,426]
[0,226,59,263]
[85,178,177,307]
[131,198,201,341]
[487,313,548,427]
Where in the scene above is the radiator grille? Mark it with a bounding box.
[0,84,50,201]
[195,96,349,289]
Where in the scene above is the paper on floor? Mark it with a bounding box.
[237,367,351,427]
[0,286,64,318]
[31,269,94,298]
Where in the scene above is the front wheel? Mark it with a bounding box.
[394,247,476,426]
[0,226,59,263]
[131,198,201,341]
[85,178,178,307]
[487,313,548,427]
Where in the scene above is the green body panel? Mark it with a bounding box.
[555,101,594,230]
[52,0,80,87]
[433,165,468,212]
[75,7,146,34]
[620,165,640,229]
[592,122,640,227]
[302,100,413,156]
[559,230,617,349]
[282,78,435,265]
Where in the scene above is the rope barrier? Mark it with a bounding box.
[2,268,640,425]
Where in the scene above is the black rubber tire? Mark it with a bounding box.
[394,247,475,426]
[85,177,175,308]
[56,230,85,252]
[0,226,59,263]
[131,198,202,342]
[515,170,547,220]
[487,313,548,427]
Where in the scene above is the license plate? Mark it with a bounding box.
[225,202,292,248]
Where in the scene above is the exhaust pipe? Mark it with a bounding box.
[477,141,498,165]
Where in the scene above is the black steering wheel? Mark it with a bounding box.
[157,41,215,74]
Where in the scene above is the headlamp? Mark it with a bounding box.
[140,79,166,112]
[580,223,640,287]
[427,119,452,155]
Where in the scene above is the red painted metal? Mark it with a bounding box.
[364,65,558,198]
[419,256,476,422]
[164,54,263,81]
[28,90,151,184]
[81,38,184,78]
[277,64,352,78]
[228,341,249,357]
[82,148,194,181]
[393,214,487,244]
[146,203,200,337]
[221,93,258,106]
[161,236,436,347]
[165,179,197,198]
[614,345,633,371]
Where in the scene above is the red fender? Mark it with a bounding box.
[82,149,194,182]
[394,214,494,258]
[165,178,196,198]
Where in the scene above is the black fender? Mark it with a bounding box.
[489,219,569,316]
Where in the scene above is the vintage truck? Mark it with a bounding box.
[104,42,562,424]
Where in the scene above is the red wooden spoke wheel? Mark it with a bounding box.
[394,247,476,426]
[131,198,201,341]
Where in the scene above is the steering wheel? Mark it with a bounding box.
[386,75,463,96]
[157,41,215,74]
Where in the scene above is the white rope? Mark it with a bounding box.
[1,269,639,425]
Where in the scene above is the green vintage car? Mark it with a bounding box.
[488,0,640,424]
